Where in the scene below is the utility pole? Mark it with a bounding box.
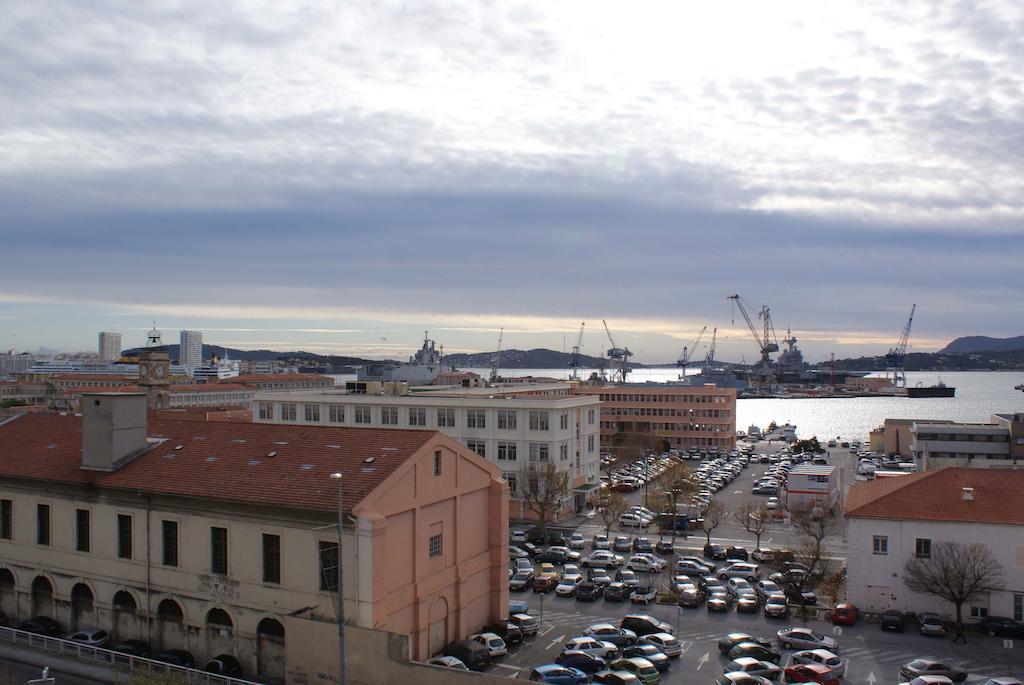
[330,472,346,685]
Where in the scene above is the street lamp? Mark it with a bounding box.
[330,472,346,685]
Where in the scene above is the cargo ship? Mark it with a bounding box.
[906,379,956,398]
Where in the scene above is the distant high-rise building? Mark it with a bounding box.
[98,332,122,361]
[180,330,203,368]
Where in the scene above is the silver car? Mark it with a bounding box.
[776,627,838,651]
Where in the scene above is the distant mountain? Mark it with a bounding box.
[122,344,379,367]
[828,349,1024,372]
[440,348,646,370]
[938,336,1024,354]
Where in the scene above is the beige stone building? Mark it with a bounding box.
[0,394,508,682]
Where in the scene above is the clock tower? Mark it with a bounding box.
[138,324,171,410]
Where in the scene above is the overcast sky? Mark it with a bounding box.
[2,1,1022,363]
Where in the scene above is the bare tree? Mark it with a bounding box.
[596,491,630,536]
[701,500,726,546]
[523,462,570,540]
[817,570,846,610]
[789,505,838,616]
[903,541,1005,641]
[733,502,773,552]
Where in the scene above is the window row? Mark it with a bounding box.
[871,536,933,559]
[597,393,729,404]
[262,404,581,432]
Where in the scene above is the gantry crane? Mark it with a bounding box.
[676,325,708,379]
[704,327,718,367]
[569,322,586,381]
[728,294,779,386]
[602,319,633,384]
[489,327,504,383]
[885,304,915,388]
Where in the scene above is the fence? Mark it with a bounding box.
[0,626,262,685]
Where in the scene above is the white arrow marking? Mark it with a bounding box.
[832,625,843,636]
[866,671,877,685]
[1005,638,1014,649]
[538,625,553,638]
[697,652,709,670]
[507,672,521,679]
[734,489,743,495]
[547,634,566,650]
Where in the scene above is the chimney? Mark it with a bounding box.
[81,393,149,471]
[961,487,974,501]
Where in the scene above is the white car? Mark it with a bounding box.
[582,551,624,568]
[555,577,582,596]
[723,657,783,681]
[630,506,656,519]
[791,650,846,676]
[627,554,667,573]
[776,627,838,651]
[619,513,650,528]
[470,632,507,657]
[561,564,583,583]
[718,562,760,582]
[569,533,586,550]
[563,636,619,659]
[510,530,527,544]
[639,632,682,657]
[427,655,468,670]
[592,534,611,550]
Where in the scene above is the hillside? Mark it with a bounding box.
[938,336,1024,354]
[829,348,1024,372]
[122,344,378,367]
[437,348,645,369]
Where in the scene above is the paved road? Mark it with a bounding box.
[498,589,1022,683]
[0,658,109,685]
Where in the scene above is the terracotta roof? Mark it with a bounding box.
[0,412,437,513]
[234,374,334,383]
[844,467,1024,525]
[154,408,252,423]
[168,384,252,392]
[63,385,141,394]
[51,374,138,381]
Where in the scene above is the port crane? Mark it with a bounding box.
[885,304,915,388]
[569,322,586,381]
[704,327,718,367]
[489,327,503,382]
[676,325,708,379]
[728,294,779,386]
[602,319,633,384]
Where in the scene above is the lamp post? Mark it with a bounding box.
[330,472,346,685]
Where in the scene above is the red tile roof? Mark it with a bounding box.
[168,384,251,392]
[234,374,334,383]
[51,374,138,382]
[63,385,141,394]
[844,467,1024,525]
[0,412,436,514]
[154,408,252,423]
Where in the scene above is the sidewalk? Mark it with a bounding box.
[0,642,119,685]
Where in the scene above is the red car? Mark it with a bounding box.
[785,663,840,685]
[830,602,859,625]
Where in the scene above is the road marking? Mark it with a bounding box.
[538,625,553,638]
[832,625,843,636]
[493,664,521,672]
[697,652,709,670]
[547,634,566,650]
[506,671,520,679]
[866,671,877,685]
[1005,639,1014,649]
[733,489,743,494]
[679,639,693,656]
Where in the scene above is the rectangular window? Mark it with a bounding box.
[872,535,888,555]
[258,402,273,420]
[529,443,549,463]
[429,533,443,558]
[319,540,338,591]
[408,407,427,427]
[36,504,50,546]
[560,412,569,430]
[970,605,989,619]
[915,538,932,559]
[587,408,596,425]
[211,526,228,575]
[262,534,281,584]
[328,405,344,423]
[504,473,518,493]
[437,408,455,428]
[498,410,517,430]
[381,406,398,425]
[497,442,517,461]
[304,404,320,422]
[1015,594,1023,622]
[467,440,487,458]
[281,403,297,421]
[355,406,371,424]
[117,514,132,559]
[76,509,90,553]
[434,450,442,476]
[529,411,549,431]
[162,520,179,567]
[0,499,12,540]
[560,443,568,461]
[467,410,486,429]
[588,434,596,453]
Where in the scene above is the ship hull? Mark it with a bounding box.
[906,386,956,398]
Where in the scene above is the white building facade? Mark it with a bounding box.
[252,390,603,519]
[911,413,1024,468]
[179,330,203,368]
[98,332,122,362]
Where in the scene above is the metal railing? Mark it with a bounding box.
[0,626,263,685]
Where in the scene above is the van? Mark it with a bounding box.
[442,639,491,672]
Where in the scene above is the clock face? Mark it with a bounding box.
[154,365,166,378]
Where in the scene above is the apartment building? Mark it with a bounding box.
[252,387,602,519]
[845,468,1024,618]
[0,395,508,682]
[179,330,203,368]
[912,413,1024,468]
[233,374,335,392]
[573,382,736,451]
[98,332,122,362]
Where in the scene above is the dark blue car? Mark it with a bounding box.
[556,650,607,674]
[530,664,589,683]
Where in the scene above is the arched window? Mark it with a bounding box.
[206,608,233,629]
[157,598,184,622]
[257,617,284,638]
[31,576,53,595]
[112,590,137,612]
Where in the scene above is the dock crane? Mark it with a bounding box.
[885,304,915,388]
[489,327,503,383]
[704,327,718,367]
[569,322,586,381]
[602,319,633,384]
[728,294,779,386]
[676,325,708,379]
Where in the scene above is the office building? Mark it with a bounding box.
[179,330,203,368]
[98,332,122,361]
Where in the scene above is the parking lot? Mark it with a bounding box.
[494,443,1023,683]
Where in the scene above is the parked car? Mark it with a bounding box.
[537,548,571,564]
[607,657,660,685]
[719,634,772,655]
[619,514,650,528]
[589,568,614,586]
[776,628,837,652]
[622,644,670,672]
[63,628,111,648]
[530,664,590,684]
[621,614,673,637]
[427,655,468,670]
[752,549,775,563]
[830,603,859,626]
[880,610,905,632]
[727,642,781,664]
[593,671,643,685]
[565,636,621,658]
[790,650,845,677]
[556,650,608,674]
[510,545,531,559]
[630,586,657,605]
[627,554,667,573]
[616,569,640,588]
[582,551,625,569]
[726,546,749,561]
[637,632,682,658]
[110,639,151,659]
[918,613,946,636]
[723,657,782,681]
[14,616,62,637]
[707,590,733,612]
[978,616,1024,637]
[577,581,603,602]
[900,678,954,685]
[899,659,967,683]
[676,559,713,576]
[470,632,508,658]
[511,529,528,544]
[614,536,633,552]
[509,612,539,635]
[583,624,638,648]
[784,663,840,685]
[716,675,772,685]
[604,582,630,602]
[203,654,243,677]
[593,534,611,550]
[704,543,727,560]
[528,527,566,545]
[677,581,705,607]
[763,596,789,619]
[535,575,560,593]
[783,584,817,606]
[443,639,491,671]
[510,571,535,591]
[555,576,583,597]
[509,599,530,615]
[485,622,523,646]
[569,533,587,550]
[153,649,197,668]
[655,541,675,555]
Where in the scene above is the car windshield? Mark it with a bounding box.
[907,661,928,670]
[807,630,824,640]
